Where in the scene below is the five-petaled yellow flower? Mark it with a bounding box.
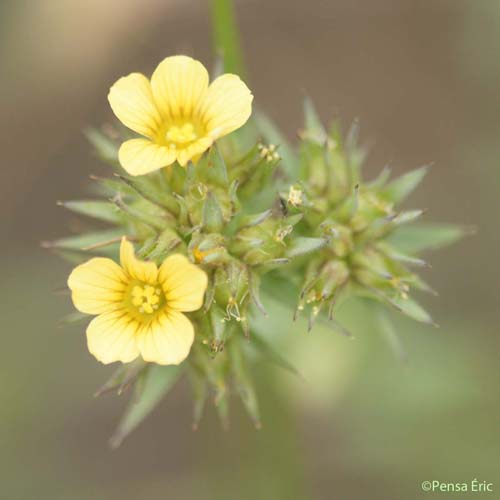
[68,238,208,365]
[108,55,253,175]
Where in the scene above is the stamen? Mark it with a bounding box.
[130,283,165,315]
[259,143,280,163]
[166,122,198,146]
[288,186,303,207]
[132,296,143,307]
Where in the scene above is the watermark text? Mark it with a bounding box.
[421,479,493,493]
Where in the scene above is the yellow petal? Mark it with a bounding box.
[119,237,158,284]
[68,258,127,314]
[138,310,194,365]
[108,73,163,138]
[86,310,140,364]
[118,138,176,176]
[151,55,209,120]
[198,74,253,139]
[158,254,208,312]
[176,137,213,167]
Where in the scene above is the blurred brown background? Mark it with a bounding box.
[1,1,499,499]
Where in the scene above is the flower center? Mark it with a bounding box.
[165,122,198,147]
[131,284,164,314]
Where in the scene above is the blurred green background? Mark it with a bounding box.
[1,1,499,499]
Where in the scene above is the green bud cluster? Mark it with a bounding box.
[51,121,324,431]
[49,102,465,439]
[280,100,439,331]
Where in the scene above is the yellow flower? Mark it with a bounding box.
[108,55,253,175]
[67,238,208,365]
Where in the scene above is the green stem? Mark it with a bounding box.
[211,0,247,80]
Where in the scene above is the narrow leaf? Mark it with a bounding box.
[206,144,229,187]
[58,200,122,224]
[377,243,429,267]
[84,128,119,164]
[381,165,429,203]
[376,293,435,326]
[203,271,216,312]
[391,209,425,226]
[228,339,261,428]
[248,270,267,317]
[392,296,435,325]
[110,364,183,448]
[303,96,327,143]
[285,213,303,227]
[210,306,229,353]
[147,229,182,260]
[386,223,470,254]
[112,196,166,231]
[114,174,172,211]
[188,366,209,431]
[367,165,391,189]
[94,359,146,397]
[42,229,124,252]
[202,192,224,233]
[238,209,272,228]
[286,237,327,258]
